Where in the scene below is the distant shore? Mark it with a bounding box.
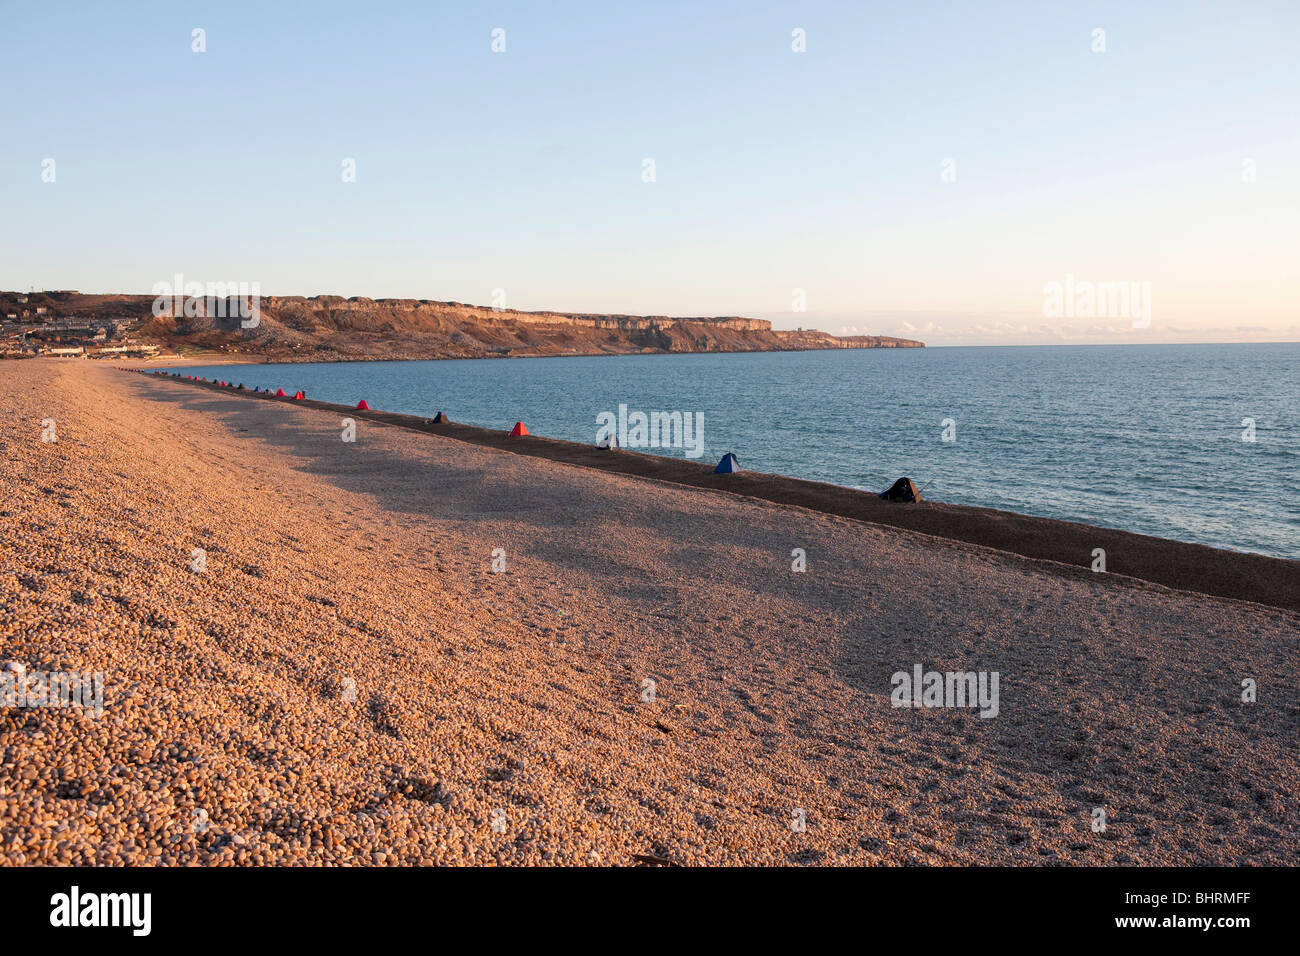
[137,343,914,366]
[0,290,924,365]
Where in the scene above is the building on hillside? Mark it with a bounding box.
[94,343,159,357]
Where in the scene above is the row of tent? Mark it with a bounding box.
[127,369,308,399]
[124,368,920,497]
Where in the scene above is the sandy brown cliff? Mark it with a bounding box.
[1,291,923,361]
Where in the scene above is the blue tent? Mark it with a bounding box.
[714,453,740,474]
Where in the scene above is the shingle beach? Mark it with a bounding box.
[2,360,1295,865]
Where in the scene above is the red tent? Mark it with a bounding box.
[356,399,370,410]
[274,388,287,397]
[293,391,305,400]
[509,422,529,437]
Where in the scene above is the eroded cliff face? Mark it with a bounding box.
[268,297,775,333]
[8,292,924,361]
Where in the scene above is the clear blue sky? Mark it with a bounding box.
[2,0,1296,344]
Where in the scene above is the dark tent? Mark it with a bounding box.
[879,477,922,503]
[714,453,740,474]
[432,411,448,424]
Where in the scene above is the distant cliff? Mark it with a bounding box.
[1,291,924,361]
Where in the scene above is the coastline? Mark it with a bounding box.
[3,359,1296,866]
[153,366,1300,614]
[0,290,923,363]
[139,342,919,366]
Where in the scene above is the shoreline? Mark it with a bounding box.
[146,367,1300,615]
[142,342,923,366]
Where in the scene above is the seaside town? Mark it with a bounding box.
[0,290,159,360]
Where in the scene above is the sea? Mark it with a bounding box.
[174,343,1300,560]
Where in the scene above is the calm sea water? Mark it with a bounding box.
[175,344,1300,559]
